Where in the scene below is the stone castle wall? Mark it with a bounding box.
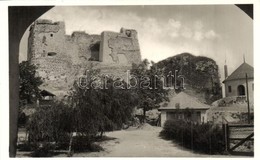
[27,19,141,97]
[100,28,141,65]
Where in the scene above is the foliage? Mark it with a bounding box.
[19,61,43,127]
[155,53,222,104]
[30,142,56,157]
[27,102,73,144]
[18,112,28,127]
[71,135,104,153]
[26,101,74,156]
[24,67,138,155]
[19,61,43,105]
[160,119,225,154]
[130,59,169,122]
[65,68,138,151]
[72,72,137,130]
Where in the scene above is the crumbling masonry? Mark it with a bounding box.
[28,19,141,97]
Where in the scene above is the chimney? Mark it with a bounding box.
[224,65,228,79]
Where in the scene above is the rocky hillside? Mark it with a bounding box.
[156,53,222,104]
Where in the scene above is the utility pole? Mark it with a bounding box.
[245,73,250,124]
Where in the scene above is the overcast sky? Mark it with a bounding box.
[19,5,253,81]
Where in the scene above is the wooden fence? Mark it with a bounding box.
[222,118,254,156]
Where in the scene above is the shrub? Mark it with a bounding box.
[26,102,73,155]
[30,142,56,157]
[17,142,33,151]
[160,120,225,154]
[71,135,103,153]
[25,69,138,156]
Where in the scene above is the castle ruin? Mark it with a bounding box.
[28,19,141,97]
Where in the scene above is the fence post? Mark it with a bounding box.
[209,126,212,155]
[223,123,230,154]
[191,122,193,152]
[226,124,230,152]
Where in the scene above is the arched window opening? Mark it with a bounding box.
[237,85,245,96]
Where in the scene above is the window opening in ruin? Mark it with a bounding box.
[125,30,131,37]
[42,36,46,43]
[47,52,57,57]
[89,42,100,61]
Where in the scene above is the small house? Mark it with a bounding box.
[38,90,56,107]
[158,92,210,127]
[223,62,254,100]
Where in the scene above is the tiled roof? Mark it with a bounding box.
[158,92,210,111]
[223,62,253,83]
[40,90,56,96]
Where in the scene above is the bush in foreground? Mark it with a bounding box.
[160,119,225,154]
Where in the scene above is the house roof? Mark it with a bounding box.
[40,90,56,97]
[223,62,253,83]
[158,92,210,111]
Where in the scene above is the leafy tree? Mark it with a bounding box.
[27,102,73,144]
[19,61,43,105]
[130,59,169,123]
[26,101,73,156]
[98,78,139,132]
[69,68,138,138]
[25,66,139,155]
[19,61,43,127]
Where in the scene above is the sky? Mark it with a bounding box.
[19,5,253,82]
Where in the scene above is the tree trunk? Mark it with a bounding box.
[143,106,146,123]
[100,130,104,138]
[67,133,74,157]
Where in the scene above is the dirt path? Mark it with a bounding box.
[17,124,235,157]
[73,125,210,157]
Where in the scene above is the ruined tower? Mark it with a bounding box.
[27,20,73,94]
[28,19,66,61]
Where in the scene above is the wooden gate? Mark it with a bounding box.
[223,122,254,156]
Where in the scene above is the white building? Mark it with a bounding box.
[158,92,210,127]
[223,62,254,101]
